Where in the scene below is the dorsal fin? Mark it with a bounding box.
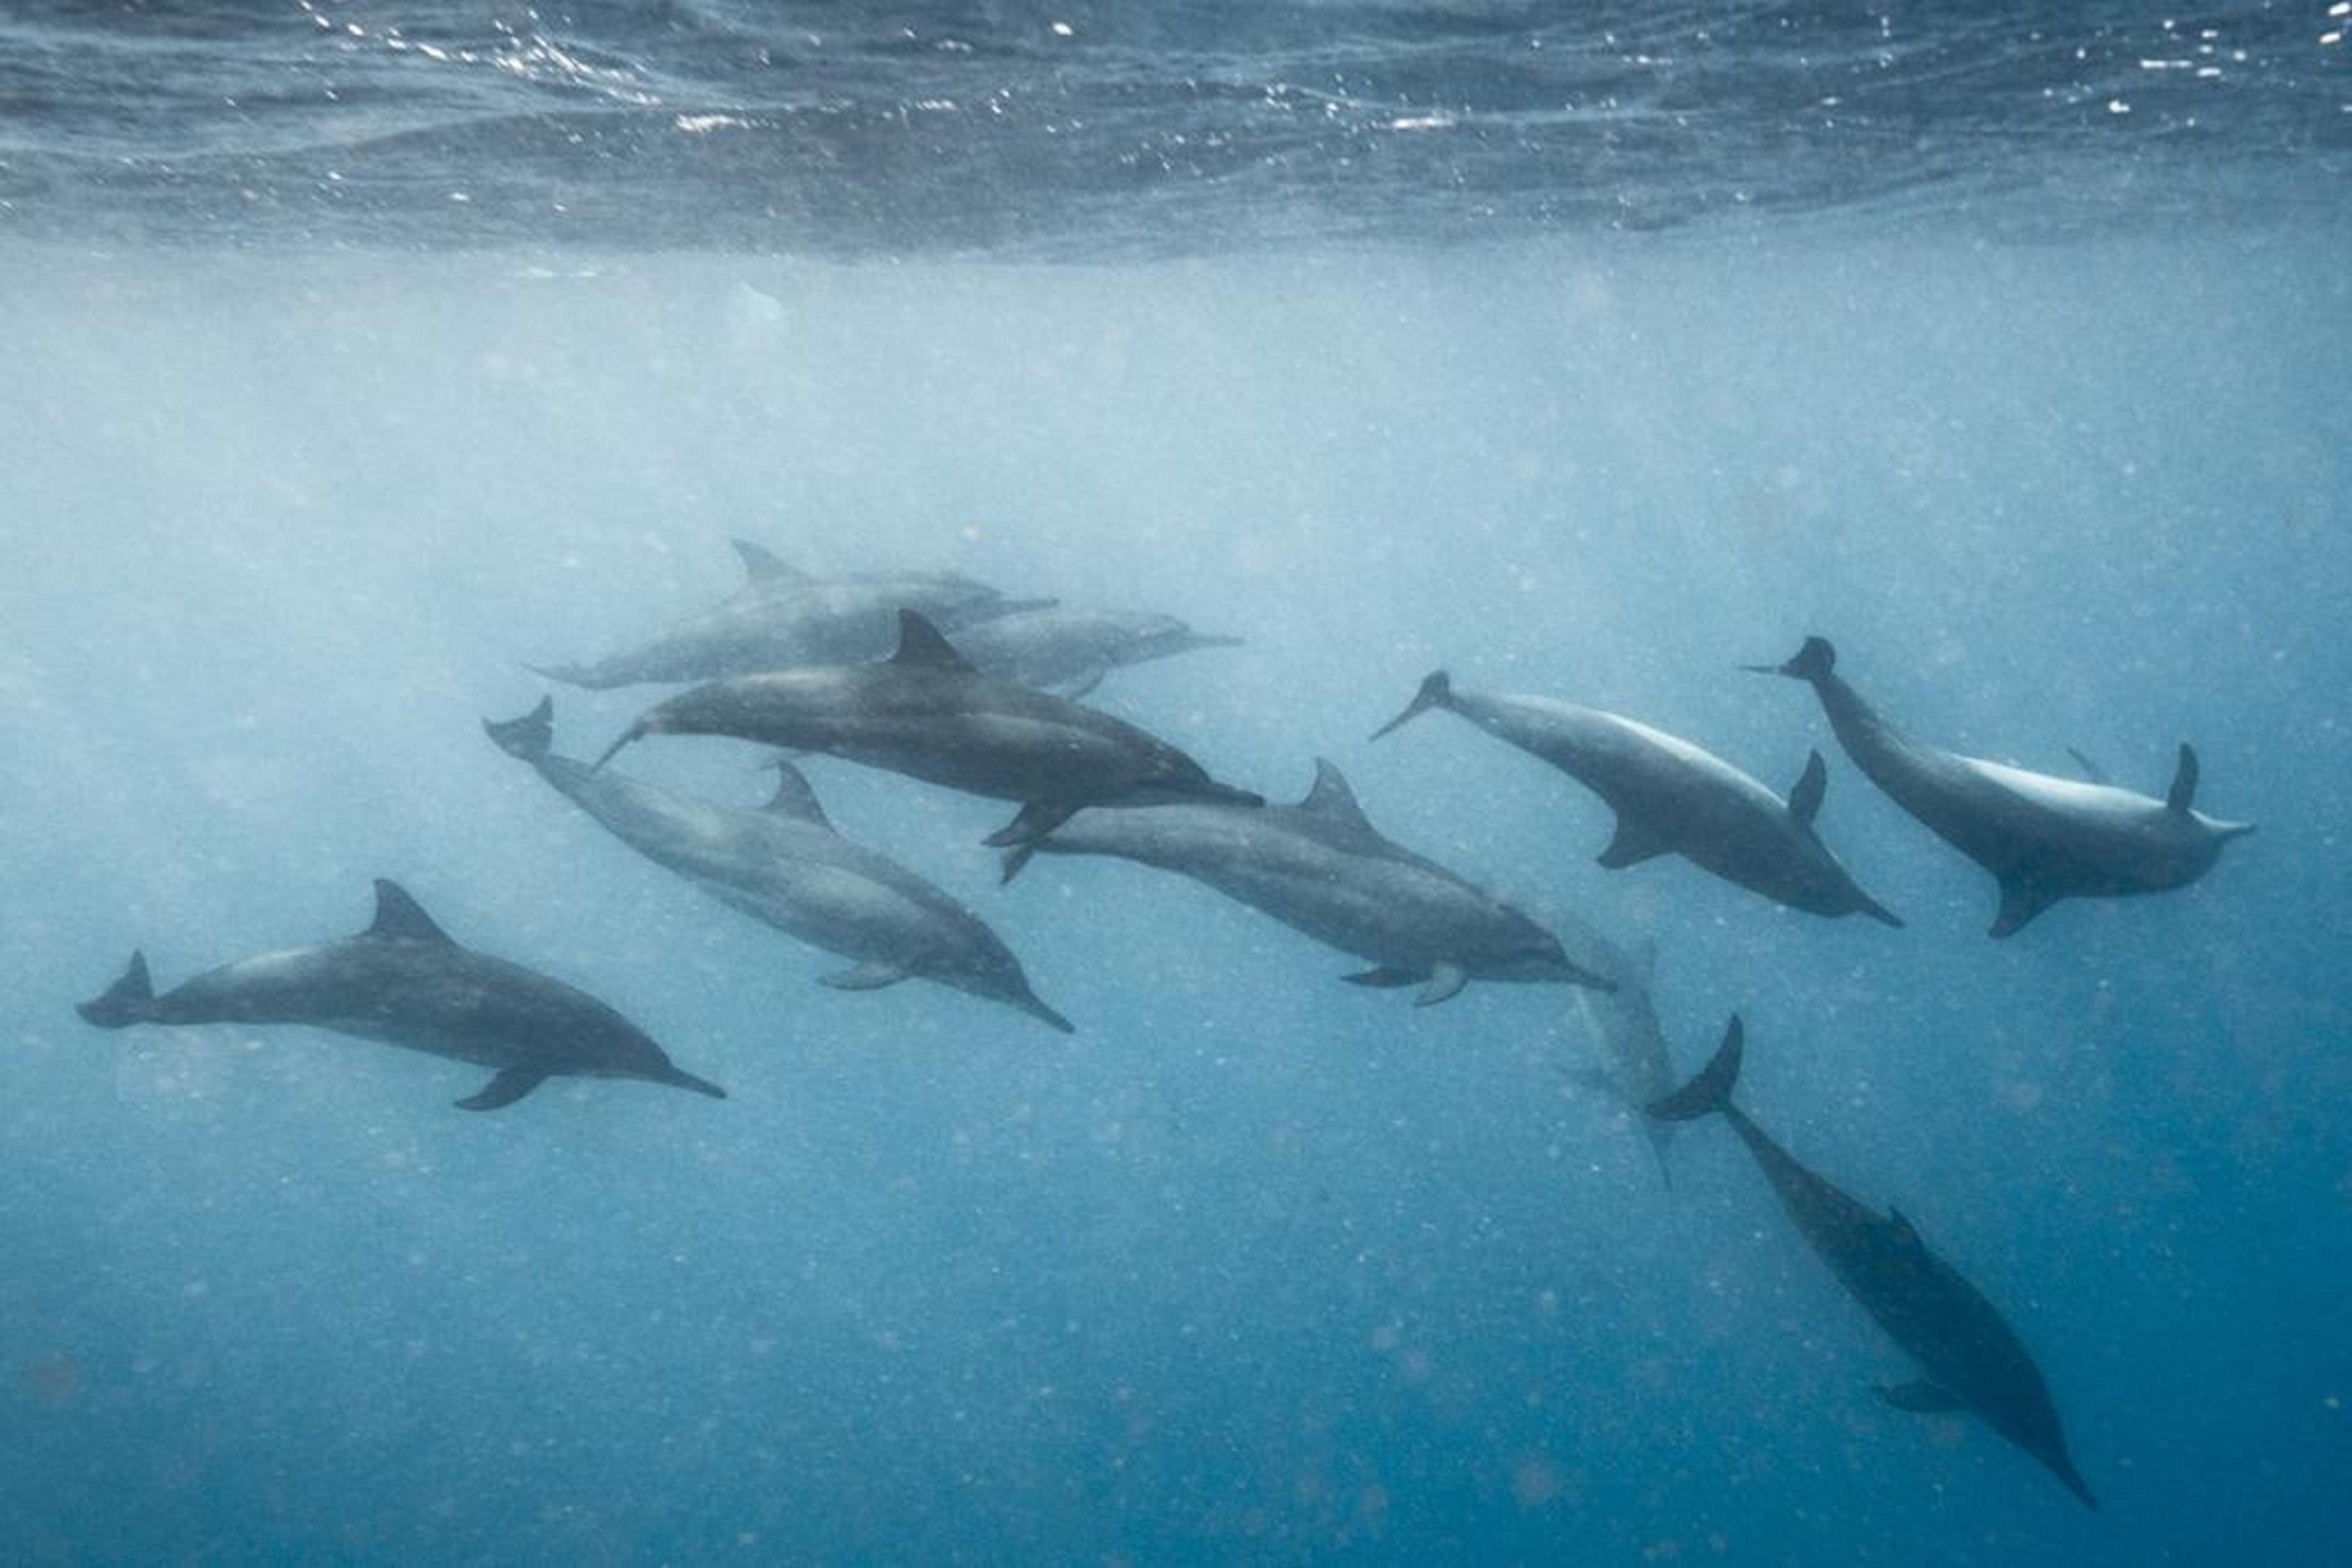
[366,880,457,945]
[1788,749,1829,827]
[763,758,834,831]
[890,610,979,674]
[1886,1206,1924,1250]
[731,539,809,584]
[1298,758,1378,835]
[2166,743,2199,813]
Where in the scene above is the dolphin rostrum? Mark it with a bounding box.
[531,538,1053,689]
[942,606,1244,698]
[1000,758,1610,1005]
[1373,671,1900,927]
[1648,1017,2096,1509]
[594,610,1265,847]
[1748,636,2253,937]
[75,880,727,1110]
[486,697,1073,1032]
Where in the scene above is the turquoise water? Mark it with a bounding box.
[2,6,2349,1561]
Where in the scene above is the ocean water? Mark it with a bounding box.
[4,5,2349,1564]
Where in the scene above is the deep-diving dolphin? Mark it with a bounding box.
[532,538,1051,689]
[75,880,726,1110]
[1649,1018,2095,1509]
[1001,758,1610,1005]
[594,610,1264,847]
[944,607,1244,698]
[1748,636,2253,936]
[1568,935,1680,1181]
[486,697,1072,1032]
[1374,671,1900,927]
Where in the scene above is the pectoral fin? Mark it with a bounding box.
[821,961,908,992]
[456,1068,547,1112]
[1596,817,1673,870]
[1414,962,1471,1007]
[1875,1380,1964,1414]
[984,800,1076,848]
[1988,878,2059,939]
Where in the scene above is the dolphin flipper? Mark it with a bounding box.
[1414,962,1470,1007]
[821,961,909,992]
[1989,878,2059,939]
[1876,1380,1965,1414]
[456,1067,548,1111]
[984,800,1077,848]
[1596,817,1673,870]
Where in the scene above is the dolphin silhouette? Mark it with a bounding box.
[1649,1017,2096,1509]
[1748,636,2253,936]
[76,880,726,1111]
[1374,671,1900,926]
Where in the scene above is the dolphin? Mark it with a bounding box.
[486,697,1073,1033]
[74,880,726,1111]
[1648,1018,2096,1509]
[1747,636,2254,937]
[1568,935,1680,1182]
[1373,671,1901,927]
[942,607,1244,698]
[1000,758,1610,1005]
[594,610,1265,848]
[531,538,1054,689]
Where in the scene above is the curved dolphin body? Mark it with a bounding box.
[1373,672,1900,927]
[943,607,1244,697]
[486,698,1072,1033]
[532,539,1052,689]
[74,880,726,1111]
[1648,1018,2095,1510]
[1000,758,1609,1004]
[1750,636,2254,937]
[1570,935,1680,1181]
[595,610,1265,847]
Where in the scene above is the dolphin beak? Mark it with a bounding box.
[1738,661,1783,676]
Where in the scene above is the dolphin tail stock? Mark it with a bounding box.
[483,696,557,761]
[76,951,156,1028]
[1741,635,1836,683]
[1645,1015,1745,1123]
[1370,670,1454,741]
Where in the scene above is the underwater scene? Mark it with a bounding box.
[3,4,2348,1564]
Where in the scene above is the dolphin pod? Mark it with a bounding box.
[1649,1018,2097,1509]
[76,879,727,1109]
[1373,670,1902,927]
[1749,636,2254,936]
[485,696,1073,1033]
[1000,757,1613,1005]
[593,609,1265,848]
[72,534,2262,1512]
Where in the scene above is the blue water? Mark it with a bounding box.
[4,6,2350,1565]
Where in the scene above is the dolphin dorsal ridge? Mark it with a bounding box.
[1788,750,1829,827]
[366,880,458,945]
[2166,743,2200,813]
[763,758,836,831]
[1300,758,1379,837]
[731,539,810,584]
[890,610,980,674]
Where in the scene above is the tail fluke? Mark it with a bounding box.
[1645,1015,1745,1122]
[1742,636,1836,683]
[483,696,556,761]
[1371,671,1454,741]
[77,952,156,1028]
